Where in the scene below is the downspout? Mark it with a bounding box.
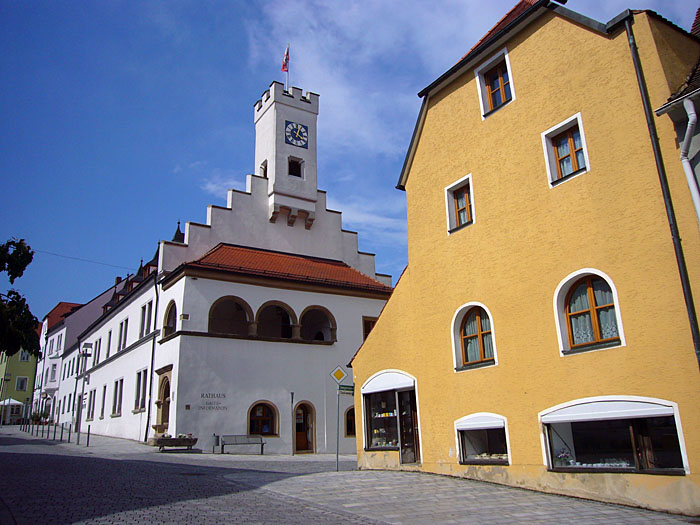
[625,17,700,371]
[143,270,159,443]
[680,98,700,227]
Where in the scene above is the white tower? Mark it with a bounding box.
[254,81,319,229]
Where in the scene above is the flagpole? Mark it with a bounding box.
[286,43,290,91]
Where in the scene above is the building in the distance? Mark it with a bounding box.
[351,1,700,515]
[65,81,391,454]
[0,345,37,425]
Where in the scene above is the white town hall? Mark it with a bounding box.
[37,81,392,454]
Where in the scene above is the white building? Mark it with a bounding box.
[71,82,392,453]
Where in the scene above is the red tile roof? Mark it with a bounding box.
[460,0,538,62]
[187,244,392,294]
[44,302,82,332]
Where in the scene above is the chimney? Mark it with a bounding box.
[115,276,122,286]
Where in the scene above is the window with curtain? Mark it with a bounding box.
[460,307,494,367]
[565,276,619,351]
[553,125,586,179]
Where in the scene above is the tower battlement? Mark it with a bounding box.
[254,81,319,119]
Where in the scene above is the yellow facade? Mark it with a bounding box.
[353,7,700,515]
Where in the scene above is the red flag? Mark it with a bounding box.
[281,45,289,72]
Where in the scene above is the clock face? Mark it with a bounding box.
[285,121,309,148]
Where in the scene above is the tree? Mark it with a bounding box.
[0,239,40,357]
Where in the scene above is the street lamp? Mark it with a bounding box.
[76,342,92,443]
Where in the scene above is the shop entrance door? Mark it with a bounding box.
[398,390,420,464]
[295,403,314,453]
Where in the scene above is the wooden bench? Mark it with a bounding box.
[220,434,265,455]
[154,436,198,452]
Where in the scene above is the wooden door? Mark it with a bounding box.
[398,390,420,464]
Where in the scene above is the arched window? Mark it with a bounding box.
[565,276,619,349]
[345,407,356,437]
[460,306,493,366]
[300,306,336,342]
[208,296,250,336]
[257,303,294,339]
[163,301,177,337]
[249,402,277,436]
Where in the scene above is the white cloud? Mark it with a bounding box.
[200,168,246,197]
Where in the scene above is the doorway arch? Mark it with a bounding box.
[294,401,315,453]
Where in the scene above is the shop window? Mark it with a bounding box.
[541,113,590,185]
[163,301,177,337]
[300,306,335,342]
[249,402,277,435]
[456,413,509,465]
[364,391,399,449]
[257,303,294,339]
[209,296,250,336]
[445,174,474,233]
[345,407,356,437]
[475,49,515,118]
[554,270,623,355]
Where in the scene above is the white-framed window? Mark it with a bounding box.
[553,269,625,356]
[57,333,63,352]
[117,318,128,351]
[50,364,57,381]
[112,378,123,416]
[451,302,498,371]
[68,393,72,413]
[62,396,66,414]
[106,330,112,359]
[445,174,474,233]
[48,338,54,354]
[93,338,101,367]
[100,384,107,419]
[540,396,688,474]
[87,389,96,420]
[541,113,590,186]
[455,413,510,465]
[134,369,148,411]
[140,301,153,338]
[474,48,515,119]
[19,350,30,362]
[15,376,28,391]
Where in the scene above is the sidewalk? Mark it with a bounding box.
[1,426,694,524]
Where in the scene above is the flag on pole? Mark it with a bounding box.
[281,45,289,72]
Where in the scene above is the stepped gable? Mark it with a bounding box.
[188,243,392,294]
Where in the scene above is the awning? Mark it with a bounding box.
[0,398,24,406]
[455,414,505,431]
[541,400,674,424]
[361,371,414,394]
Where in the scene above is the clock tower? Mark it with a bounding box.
[254,81,319,228]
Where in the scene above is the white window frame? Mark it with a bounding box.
[134,368,148,411]
[100,384,107,419]
[450,301,498,372]
[19,350,30,362]
[140,301,153,338]
[445,173,475,234]
[474,47,515,120]
[112,378,123,416]
[454,412,511,466]
[117,318,128,351]
[541,113,590,186]
[15,376,28,391]
[553,268,625,356]
[106,330,112,359]
[538,396,689,474]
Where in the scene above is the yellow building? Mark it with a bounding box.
[352,1,700,515]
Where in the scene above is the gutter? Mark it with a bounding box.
[680,99,700,228]
[624,16,700,371]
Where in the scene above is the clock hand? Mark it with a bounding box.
[294,127,302,139]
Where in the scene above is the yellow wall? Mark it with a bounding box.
[354,11,700,516]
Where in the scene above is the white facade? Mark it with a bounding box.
[67,81,392,453]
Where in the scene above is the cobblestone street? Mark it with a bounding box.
[0,427,694,524]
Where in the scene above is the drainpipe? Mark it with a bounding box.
[143,269,160,443]
[625,17,700,371]
[680,98,700,228]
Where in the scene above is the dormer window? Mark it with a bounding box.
[288,157,303,177]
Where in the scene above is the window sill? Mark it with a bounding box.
[85,418,93,422]
[110,413,122,418]
[365,446,400,452]
[563,339,621,356]
[482,99,512,119]
[549,466,684,476]
[132,408,146,414]
[460,458,509,466]
[550,167,587,187]
[455,359,496,372]
[448,221,473,235]
[98,416,104,420]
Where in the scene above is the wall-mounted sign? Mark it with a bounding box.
[199,392,228,411]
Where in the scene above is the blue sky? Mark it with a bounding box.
[1,0,696,319]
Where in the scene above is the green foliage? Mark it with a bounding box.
[1,239,40,357]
